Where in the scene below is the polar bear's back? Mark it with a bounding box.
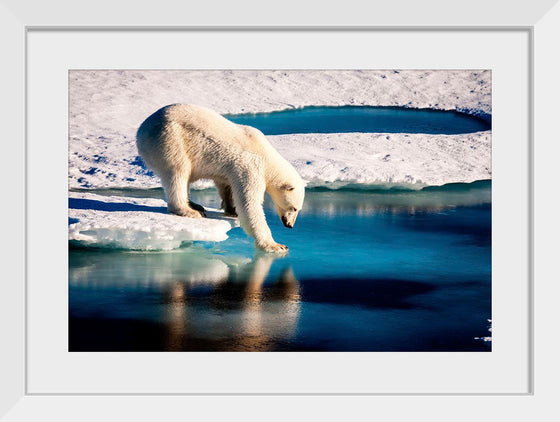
[137,104,266,156]
[136,103,277,184]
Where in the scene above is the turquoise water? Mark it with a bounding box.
[224,106,491,135]
[69,182,491,351]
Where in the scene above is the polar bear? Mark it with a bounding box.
[136,104,305,253]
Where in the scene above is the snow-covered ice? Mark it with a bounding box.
[69,192,237,250]
[276,131,491,188]
[69,70,491,190]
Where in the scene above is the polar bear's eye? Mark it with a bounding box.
[290,207,297,212]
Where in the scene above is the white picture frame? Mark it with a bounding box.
[2,0,559,419]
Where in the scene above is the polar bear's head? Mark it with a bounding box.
[269,180,306,229]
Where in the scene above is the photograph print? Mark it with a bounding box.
[68,69,492,352]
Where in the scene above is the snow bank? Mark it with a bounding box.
[69,70,491,190]
[273,131,491,188]
[68,192,237,250]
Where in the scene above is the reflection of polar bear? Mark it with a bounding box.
[136,104,305,253]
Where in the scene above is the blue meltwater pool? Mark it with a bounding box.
[69,182,492,351]
[224,106,490,135]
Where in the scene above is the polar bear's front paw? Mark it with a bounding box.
[257,241,289,254]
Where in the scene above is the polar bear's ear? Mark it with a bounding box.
[281,183,295,191]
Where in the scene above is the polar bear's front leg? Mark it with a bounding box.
[230,168,288,253]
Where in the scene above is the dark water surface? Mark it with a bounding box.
[224,106,491,135]
[69,182,491,352]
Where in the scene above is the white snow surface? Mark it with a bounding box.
[69,192,237,250]
[69,70,491,190]
[276,131,491,188]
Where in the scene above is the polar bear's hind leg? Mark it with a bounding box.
[161,161,205,219]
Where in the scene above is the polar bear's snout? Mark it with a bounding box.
[273,183,304,230]
[281,215,293,228]
[280,211,298,229]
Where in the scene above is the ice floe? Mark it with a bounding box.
[69,192,237,250]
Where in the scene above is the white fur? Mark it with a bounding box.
[136,104,305,253]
